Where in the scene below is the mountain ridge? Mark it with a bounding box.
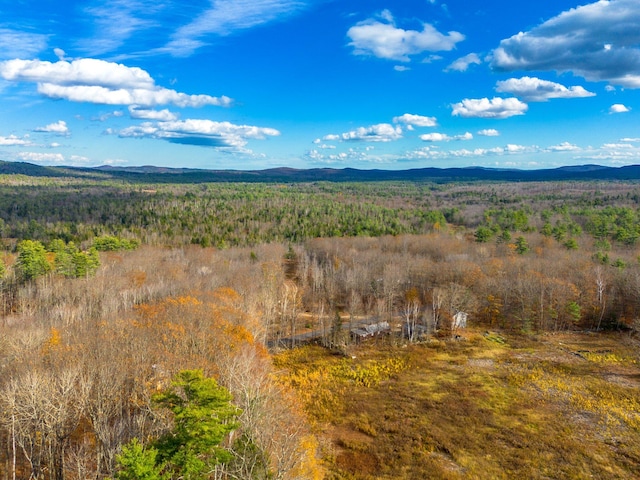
[2,160,640,183]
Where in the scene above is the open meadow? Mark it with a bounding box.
[275,331,640,479]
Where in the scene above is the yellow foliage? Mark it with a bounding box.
[41,327,63,356]
[287,434,325,480]
[166,295,203,307]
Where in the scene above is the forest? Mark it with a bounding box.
[0,172,639,479]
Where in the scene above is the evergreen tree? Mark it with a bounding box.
[16,239,51,280]
[152,370,240,480]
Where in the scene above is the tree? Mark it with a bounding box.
[514,236,529,255]
[403,287,422,342]
[114,439,167,480]
[16,239,51,280]
[152,370,240,480]
[474,226,493,243]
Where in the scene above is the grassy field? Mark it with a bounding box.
[274,330,640,479]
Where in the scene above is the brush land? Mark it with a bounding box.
[0,166,639,479]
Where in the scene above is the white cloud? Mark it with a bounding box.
[495,76,595,101]
[1,58,154,89]
[118,119,280,150]
[93,110,125,122]
[420,132,472,142]
[34,120,69,135]
[347,11,464,62]
[79,0,155,55]
[129,106,179,121]
[422,55,443,64]
[451,97,528,119]
[478,129,500,136]
[304,146,390,165]
[69,155,91,164]
[164,0,310,56]
[506,144,526,153]
[576,142,640,164]
[406,144,539,160]
[445,53,481,72]
[393,113,437,127]
[621,137,640,142]
[17,152,65,163]
[37,84,231,108]
[394,65,411,72]
[0,58,232,108]
[321,124,403,143]
[54,48,67,61]
[603,143,634,149]
[610,103,630,113]
[0,29,47,60]
[0,135,31,146]
[490,0,640,88]
[547,142,580,152]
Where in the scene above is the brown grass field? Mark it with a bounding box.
[274,330,640,479]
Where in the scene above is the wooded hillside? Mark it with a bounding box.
[0,174,639,478]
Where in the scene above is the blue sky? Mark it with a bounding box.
[0,0,639,170]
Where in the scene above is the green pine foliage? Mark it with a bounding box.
[152,370,240,480]
[16,239,51,280]
[93,235,139,251]
[113,439,167,480]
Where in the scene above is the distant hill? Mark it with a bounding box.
[1,160,640,183]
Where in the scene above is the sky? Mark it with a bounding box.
[0,0,639,171]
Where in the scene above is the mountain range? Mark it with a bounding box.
[1,160,640,183]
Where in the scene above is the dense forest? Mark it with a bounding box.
[0,171,639,479]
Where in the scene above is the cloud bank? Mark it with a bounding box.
[491,0,640,88]
[0,58,231,108]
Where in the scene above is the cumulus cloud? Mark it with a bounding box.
[478,129,500,136]
[547,142,581,152]
[0,135,31,146]
[0,29,47,60]
[490,0,640,88]
[0,58,231,108]
[347,10,464,62]
[610,103,630,113]
[451,97,528,119]
[576,142,640,164]
[17,152,65,163]
[406,144,539,160]
[445,53,481,72]
[118,119,280,150]
[496,76,595,101]
[305,147,390,165]
[164,0,310,56]
[34,120,69,135]
[393,113,437,127]
[129,106,179,121]
[420,132,472,142]
[320,124,403,143]
[1,58,154,89]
